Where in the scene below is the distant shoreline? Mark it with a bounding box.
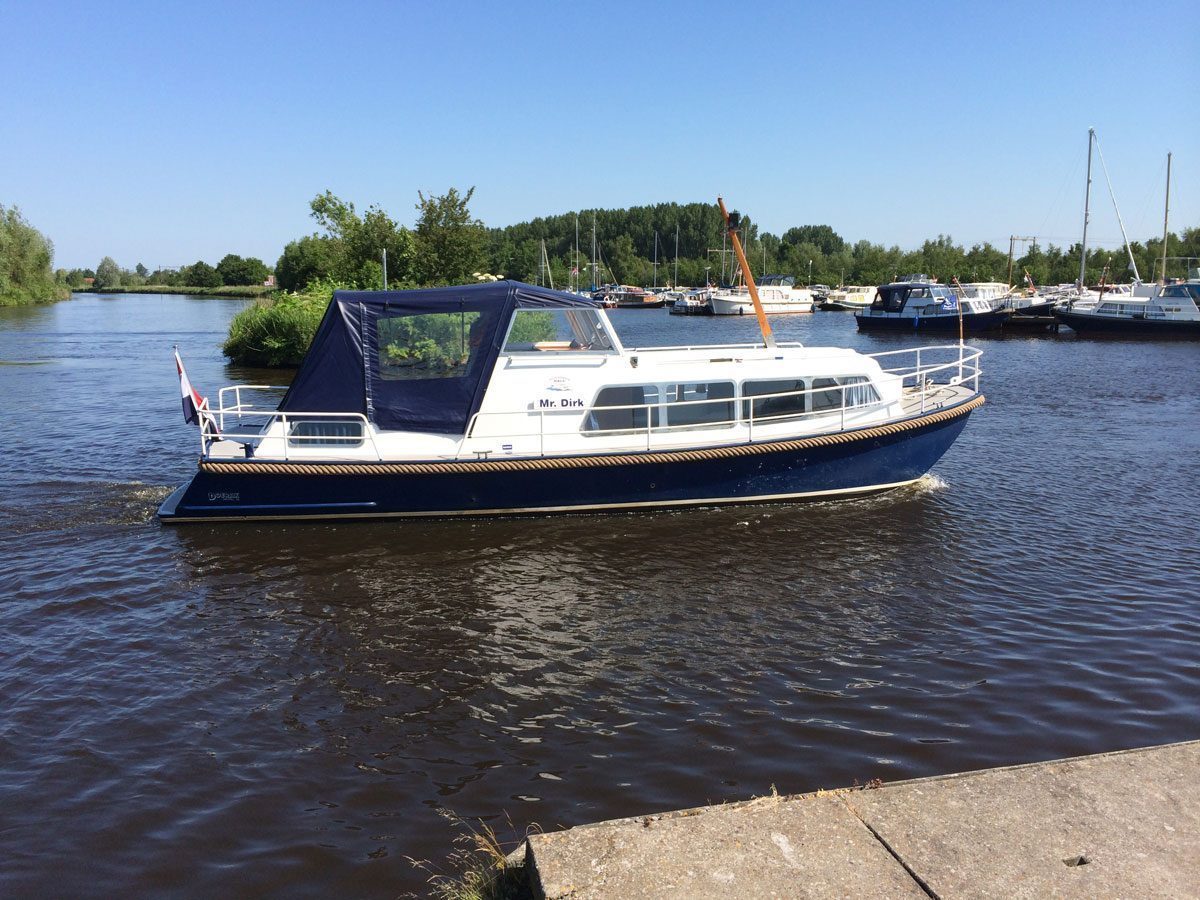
[75,284,273,298]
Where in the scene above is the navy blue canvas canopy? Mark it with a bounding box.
[278,281,598,434]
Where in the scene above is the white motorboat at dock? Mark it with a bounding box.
[710,274,814,315]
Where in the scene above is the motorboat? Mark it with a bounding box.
[1055,274,1200,338]
[710,274,814,315]
[954,282,1013,309]
[593,284,665,309]
[159,280,984,522]
[855,280,1010,332]
[820,286,876,311]
[668,287,714,316]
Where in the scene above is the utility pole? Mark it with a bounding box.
[382,248,388,290]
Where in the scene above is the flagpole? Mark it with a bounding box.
[951,277,965,381]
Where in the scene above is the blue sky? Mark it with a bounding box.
[2,0,1195,270]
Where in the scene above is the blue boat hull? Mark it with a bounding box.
[855,310,1009,332]
[159,398,983,522]
[1055,310,1200,338]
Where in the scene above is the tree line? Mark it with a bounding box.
[6,190,1198,313]
[0,205,68,306]
[483,202,1200,290]
[61,254,271,290]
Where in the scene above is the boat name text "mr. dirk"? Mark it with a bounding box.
[536,395,585,409]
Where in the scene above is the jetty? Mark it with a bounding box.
[522,741,1199,898]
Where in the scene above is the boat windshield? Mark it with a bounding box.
[1162,284,1200,303]
[504,308,616,352]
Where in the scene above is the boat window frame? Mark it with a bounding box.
[375,309,485,381]
[741,378,809,423]
[286,417,366,448]
[500,307,619,355]
[659,381,736,431]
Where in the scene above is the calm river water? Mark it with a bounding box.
[2,293,1198,896]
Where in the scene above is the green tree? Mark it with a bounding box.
[181,260,222,287]
[414,186,486,285]
[292,190,416,289]
[276,235,338,292]
[216,253,270,286]
[135,262,148,278]
[94,256,122,289]
[0,205,63,305]
[782,225,846,256]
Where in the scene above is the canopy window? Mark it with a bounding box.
[278,281,601,435]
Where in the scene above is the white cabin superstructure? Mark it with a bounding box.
[710,274,815,315]
[203,303,979,464]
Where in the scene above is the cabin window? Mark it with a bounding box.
[743,379,807,421]
[377,311,481,380]
[812,376,880,411]
[662,382,735,429]
[841,376,880,408]
[287,418,364,447]
[811,378,842,411]
[504,308,615,353]
[584,385,660,433]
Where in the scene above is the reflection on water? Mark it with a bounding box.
[1,295,1198,895]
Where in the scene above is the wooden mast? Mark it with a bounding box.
[717,196,775,349]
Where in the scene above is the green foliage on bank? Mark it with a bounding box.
[0,205,69,306]
[227,188,491,367]
[79,284,274,298]
[222,284,335,367]
[61,253,274,292]
[274,186,486,292]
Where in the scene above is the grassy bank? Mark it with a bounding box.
[78,284,274,298]
[0,284,70,306]
[223,290,329,367]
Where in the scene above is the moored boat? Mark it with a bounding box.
[1055,275,1200,338]
[855,280,1010,332]
[820,286,876,310]
[594,284,666,309]
[710,274,814,315]
[667,287,714,316]
[159,279,984,523]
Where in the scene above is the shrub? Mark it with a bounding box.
[222,280,343,366]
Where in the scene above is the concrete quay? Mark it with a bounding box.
[524,740,1200,899]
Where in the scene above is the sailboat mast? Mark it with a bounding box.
[591,213,597,290]
[653,231,658,289]
[574,214,580,292]
[1160,152,1172,283]
[674,224,679,288]
[1079,128,1094,289]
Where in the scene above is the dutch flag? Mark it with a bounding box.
[175,348,218,437]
